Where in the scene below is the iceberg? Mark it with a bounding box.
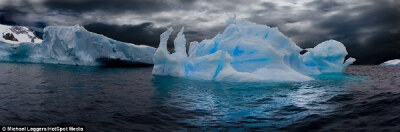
[152,17,355,82]
[380,59,400,66]
[0,25,155,66]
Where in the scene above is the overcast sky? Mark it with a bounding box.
[0,0,399,64]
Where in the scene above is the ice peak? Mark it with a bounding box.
[174,27,187,54]
[226,14,237,25]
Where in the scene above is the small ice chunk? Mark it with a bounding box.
[380,59,400,66]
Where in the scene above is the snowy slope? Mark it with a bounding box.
[0,24,42,44]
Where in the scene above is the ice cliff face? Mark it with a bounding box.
[152,18,355,82]
[380,59,400,66]
[0,25,155,66]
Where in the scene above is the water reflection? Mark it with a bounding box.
[0,62,364,131]
[151,73,363,129]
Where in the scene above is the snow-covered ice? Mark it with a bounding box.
[0,24,42,44]
[0,25,155,66]
[380,59,400,66]
[152,17,355,82]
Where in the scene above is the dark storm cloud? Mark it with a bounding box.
[83,22,218,50]
[306,0,344,12]
[0,12,17,25]
[0,5,26,25]
[283,0,400,64]
[316,1,400,64]
[84,22,167,47]
[43,0,195,14]
[0,0,399,64]
[246,0,400,64]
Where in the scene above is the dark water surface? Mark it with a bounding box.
[0,63,399,131]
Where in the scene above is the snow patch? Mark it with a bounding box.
[0,24,42,44]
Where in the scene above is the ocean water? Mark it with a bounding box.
[0,62,399,131]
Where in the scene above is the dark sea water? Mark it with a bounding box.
[0,62,399,131]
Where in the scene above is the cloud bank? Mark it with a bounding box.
[0,0,399,64]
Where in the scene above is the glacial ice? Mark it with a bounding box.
[152,18,356,82]
[380,59,400,66]
[0,25,155,66]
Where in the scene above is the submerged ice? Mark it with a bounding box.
[0,25,155,66]
[152,18,355,82]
